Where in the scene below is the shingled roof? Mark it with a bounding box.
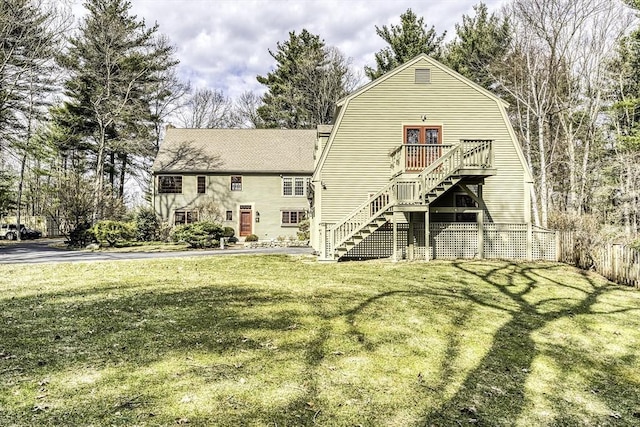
[152,128,316,173]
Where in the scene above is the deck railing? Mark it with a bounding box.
[330,140,494,258]
[390,140,493,176]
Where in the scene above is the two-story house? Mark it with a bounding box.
[152,128,315,240]
[152,54,555,261]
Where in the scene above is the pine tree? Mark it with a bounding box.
[56,0,177,218]
[365,9,446,80]
[444,2,510,90]
[257,29,354,129]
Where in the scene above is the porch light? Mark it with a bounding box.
[256,212,260,222]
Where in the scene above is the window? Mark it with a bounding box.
[455,193,478,222]
[231,176,242,191]
[294,178,305,196]
[283,177,292,196]
[282,176,307,196]
[281,210,306,225]
[174,210,198,225]
[158,175,182,193]
[404,126,442,145]
[415,68,431,84]
[197,176,206,194]
[226,210,233,221]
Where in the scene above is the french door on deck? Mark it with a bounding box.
[404,125,442,171]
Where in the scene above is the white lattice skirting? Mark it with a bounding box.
[341,222,556,261]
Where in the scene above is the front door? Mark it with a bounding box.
[239,206,252,237]
[404,126,442,171]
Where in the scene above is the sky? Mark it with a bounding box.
[72,0,507,100]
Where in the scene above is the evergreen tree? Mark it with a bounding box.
[56,0,177,218]
[365,9,446,80]
[444,2,510,90]
[0,0,66,238]
[257,29,354,129]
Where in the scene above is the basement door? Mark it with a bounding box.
[239,205,252,236]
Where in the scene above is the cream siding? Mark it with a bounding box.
[318,58,526,225]
[155,173,310,240]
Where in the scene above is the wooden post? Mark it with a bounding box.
[408,213,414,261]
[425,208,430,261]
[320,223,327,260]
[526,222,533,261]
[392,212,398,262]
[478,211,484,259]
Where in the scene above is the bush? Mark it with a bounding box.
[297,218,310,240]
[134,207,160,241]
[222,226,238,243]
[157,221,173,242]
[245,234,259,242]
[171,221,223,248]
[68,222,96,248]
[222,226,235,238]
[91,220,135,247]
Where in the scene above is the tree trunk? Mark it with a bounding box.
[93,128,107,222]
[118,152,127,200]
[524,106,541,227]
[109,151,115,188]
[537,115,549,228]
[16,153,27,242]
[565,119,577,215]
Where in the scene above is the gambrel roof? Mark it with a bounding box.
[153,128,316,174]
[314,54,533,183]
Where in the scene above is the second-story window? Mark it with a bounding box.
[283,176,307,196]
[158,175,182,193]
[197,176,206,193]
[231,176,242,191]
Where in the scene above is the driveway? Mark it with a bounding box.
[0,239,314,264]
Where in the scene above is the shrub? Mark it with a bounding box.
[68,222,96,248]
[222,226,238,243]
[222,226,235,238]
[157,221,173,242]
[134,207,160,242]
[171,221,223,248]
[297,218,310,240]
[245,234,259,242]
[91,220,135,247]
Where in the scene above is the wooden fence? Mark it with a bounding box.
[556,231,640,288]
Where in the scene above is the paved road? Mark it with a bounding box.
[0,239,314,264]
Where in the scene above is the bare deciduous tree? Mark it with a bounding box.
[176,88,235,128]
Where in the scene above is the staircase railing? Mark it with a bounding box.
[330,140,494,257]
[332,180,397,250]
[419,140,493,200]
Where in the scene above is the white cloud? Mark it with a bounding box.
[74,0,508,100]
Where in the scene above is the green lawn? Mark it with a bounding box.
[1,255,639,426]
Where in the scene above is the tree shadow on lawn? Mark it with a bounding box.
[421,261,640,426]
[1,258,640,426]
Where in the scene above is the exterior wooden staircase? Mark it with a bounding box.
[328,140,494,260]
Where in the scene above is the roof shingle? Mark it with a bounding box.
[152,128,316,173]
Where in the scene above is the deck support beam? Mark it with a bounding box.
[408,213,414,261]
[478,211,484,259]
[526,222,533,261]
[392,213,398,262]
[425,208,430,261]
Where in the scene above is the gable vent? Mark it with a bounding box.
[415,68,431,84]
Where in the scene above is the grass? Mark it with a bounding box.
[0,255,639,426]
